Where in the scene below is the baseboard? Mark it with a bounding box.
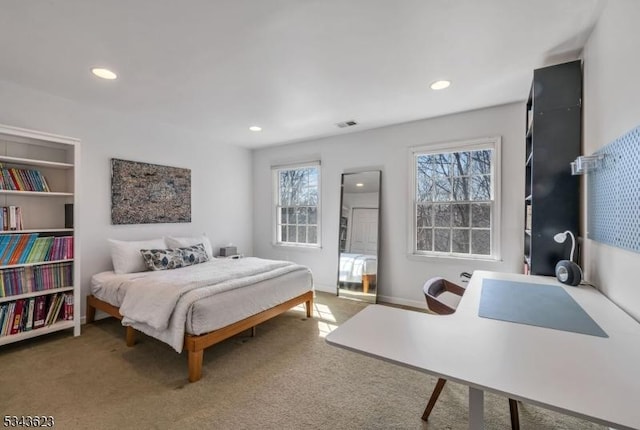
[81,310,112,325]
[313,283,336,294]
[377,295,425,310]
[314,283,424,310]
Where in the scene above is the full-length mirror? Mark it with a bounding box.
[337,171,381,303]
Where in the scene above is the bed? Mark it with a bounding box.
[86,256,314,382]
[338,253,377,293]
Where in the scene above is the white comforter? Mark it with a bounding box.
[117,257,308,352]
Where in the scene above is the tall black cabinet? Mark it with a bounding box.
[524,60,582,276]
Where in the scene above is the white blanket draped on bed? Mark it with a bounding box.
[118,257,308,352]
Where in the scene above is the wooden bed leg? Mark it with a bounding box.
[86,297,96,323]
[188,349,204,383]
[125,326,136,347]
[305,296,313,318]
[251,326,256,337]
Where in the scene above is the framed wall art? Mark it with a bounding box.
[111,158,191,224]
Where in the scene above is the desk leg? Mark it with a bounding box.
[468,387,484,430]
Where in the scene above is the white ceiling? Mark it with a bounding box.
[343,171,380,194]
[0,0,603,149]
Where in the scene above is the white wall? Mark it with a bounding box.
[0,79,254,317]
[582,0,640,320]
[253,103,524,307]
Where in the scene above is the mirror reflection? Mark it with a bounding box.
[337,171,381,303]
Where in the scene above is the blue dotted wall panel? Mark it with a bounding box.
[588,125,640,253]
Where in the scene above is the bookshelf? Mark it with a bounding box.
[523,61,581,275]
[0,124,80,346]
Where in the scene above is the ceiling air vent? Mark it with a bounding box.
[336,120,358,128]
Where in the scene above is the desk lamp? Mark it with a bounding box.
[553,230,582,286]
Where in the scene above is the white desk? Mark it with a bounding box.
[326,271,640,430]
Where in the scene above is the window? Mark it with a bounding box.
[411,137,500,259]
[273,163,321,247]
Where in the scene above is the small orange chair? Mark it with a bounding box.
[422,277,520,430]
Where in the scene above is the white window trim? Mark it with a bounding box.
[407,136,502,261]
[271,161,322,249]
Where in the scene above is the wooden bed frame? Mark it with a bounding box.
[86,290,314,382]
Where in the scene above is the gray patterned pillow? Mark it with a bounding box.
[140,243,210,271]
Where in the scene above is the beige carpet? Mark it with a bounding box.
[0,292,604,430]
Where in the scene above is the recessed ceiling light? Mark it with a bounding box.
[91,67,118,80]
[249,126,262,132]
[356,183,364,187]
[430,80,451,90]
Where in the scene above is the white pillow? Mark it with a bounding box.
[165,235,214,259]
[108,238,167,274]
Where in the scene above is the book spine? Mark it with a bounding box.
[18,233,38,265]
[2,302,14,335]
[8,169,23,191]
[8,206,17,230]
[15,207,22,230]
[29,169,42,191]
[64,293,73,321]
[0,235,19,266]
[9,299,24,335]
[9,234,29,265]
[23,170,36,192]
[25,297,35,330]
[46,294,63,326]
[36,171,51,192]
[33,295,46,329]
[0,234,10,263]
[1,169,8,190]
[0,305,5,335]
[18,170,31,191]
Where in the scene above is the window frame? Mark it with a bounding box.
[408,137,501,261]
[272,161,322,249]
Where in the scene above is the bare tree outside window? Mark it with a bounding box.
[275,166,320,246]
[415,149,493,256]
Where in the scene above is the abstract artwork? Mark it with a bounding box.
[111,158,191,224]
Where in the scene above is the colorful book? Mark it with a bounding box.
[33,295,46,329]
[26,170,39,191]
[43,294,57,327]
[25,237,44,263]
[25,297,35,331]
[1,168,13,190]
[30,237,48,263]
[0,305,5,334]
[43,237,55,261]
[9,299,24,335]
[2,302,13,335]
[6,169,19,190]
[39,172,51,192]
[8,206,17,230]
[18,233,38,264]
[63,293,73,321]
[0,235,11,261]
[0,235,20,265]
[15,207,23,230]
[21,170,35,191]
[9,234,29,265]
[46,294,64,326]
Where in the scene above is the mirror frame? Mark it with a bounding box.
[336,170,381,303]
